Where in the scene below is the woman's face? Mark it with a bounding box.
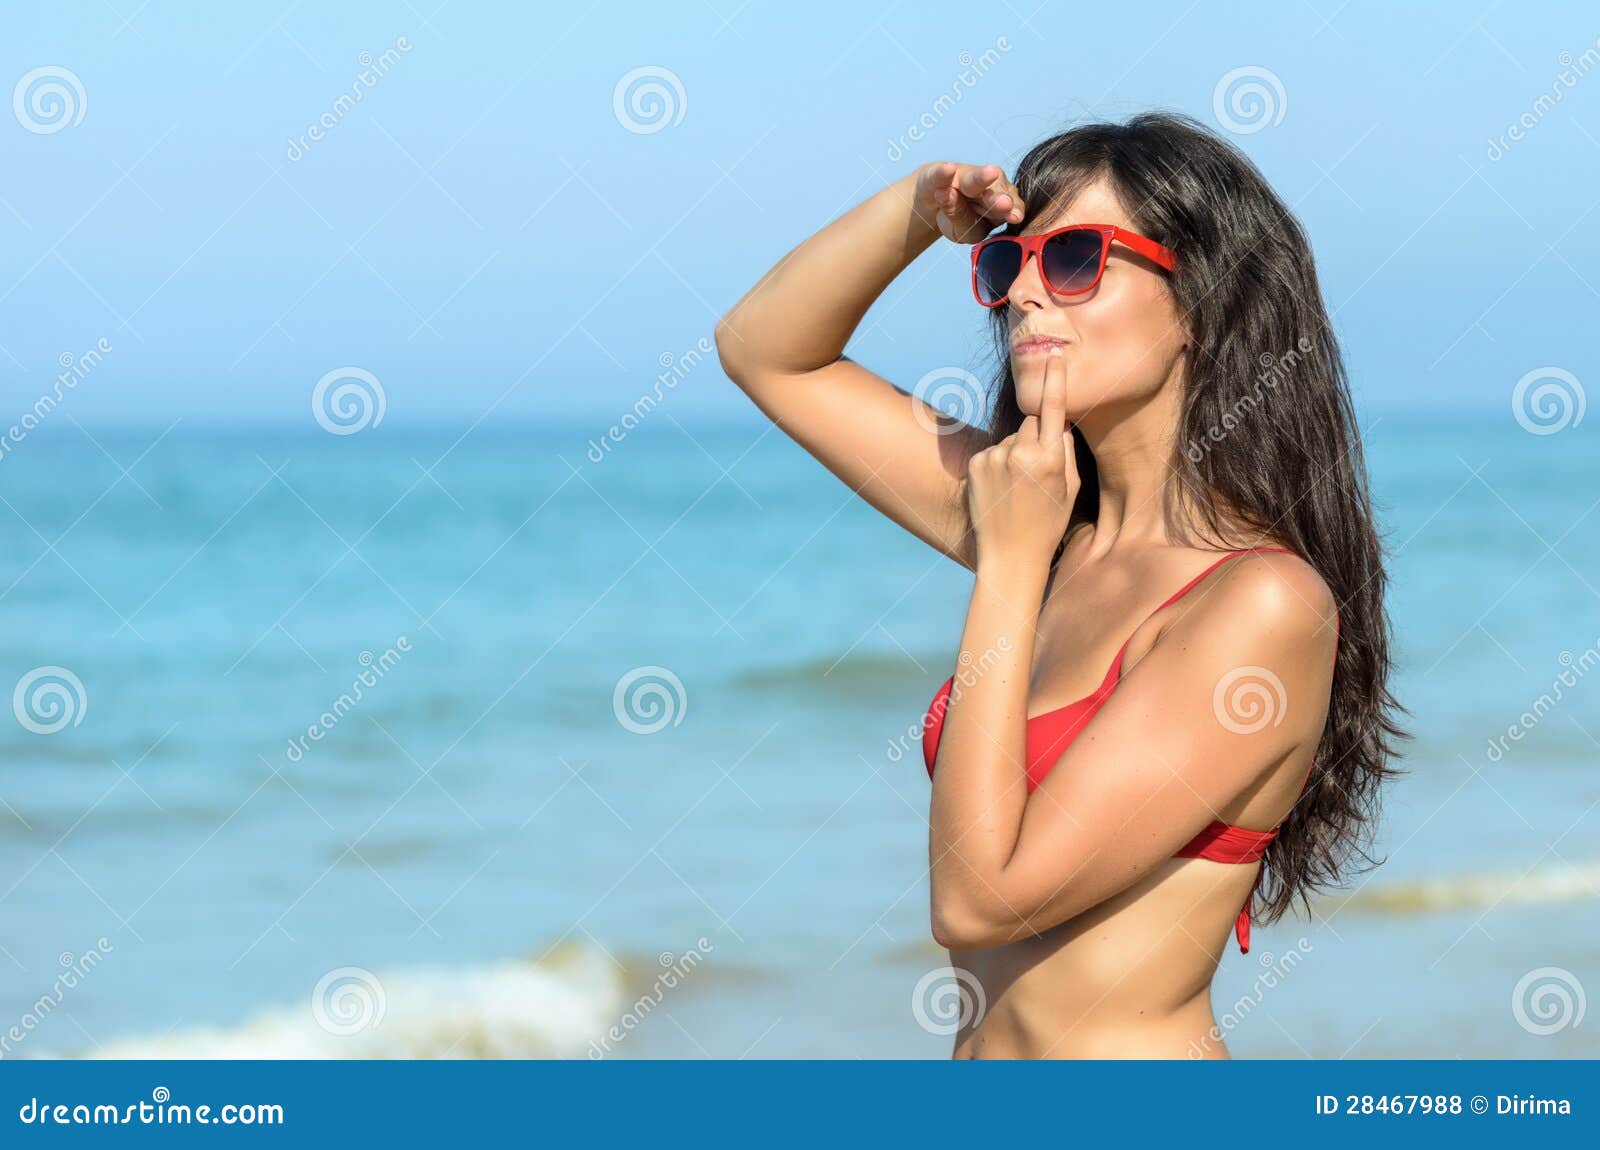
[1004,180,1189,425]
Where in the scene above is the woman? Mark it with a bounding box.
[714,112,1403,1059]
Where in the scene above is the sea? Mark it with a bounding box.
[0,410,1595,1059]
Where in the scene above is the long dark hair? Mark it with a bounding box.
[985,111,1406,927]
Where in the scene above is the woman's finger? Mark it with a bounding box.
[955,164,1001,200]
[975,172,1023,224]
[981,188,1016,221]
[943,181,981,227]
[1000,180,1025,222]
[1036,355,1068,446]
[930,164,1024,237]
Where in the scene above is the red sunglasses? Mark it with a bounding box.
[971,223,1178,308]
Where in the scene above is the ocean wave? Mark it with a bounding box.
[873,860,1600,946]
[326,833,450,868]
[732,652,948,694]
[6,800,240,842]
[1339,860,1600,915]
[77,943,624,1059]
[875,937,945,965]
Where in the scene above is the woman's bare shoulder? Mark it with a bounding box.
[1174,548,1340,677]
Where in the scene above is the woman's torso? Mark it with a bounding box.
[927,543,1320,1059]
[947,860,1258,1058]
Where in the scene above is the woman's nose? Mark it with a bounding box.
[1005,250,1050,311]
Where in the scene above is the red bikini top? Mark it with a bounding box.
[921,547,1335,953]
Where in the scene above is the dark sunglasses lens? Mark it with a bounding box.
[974,240,1022,305]
[1041,229,1105,293]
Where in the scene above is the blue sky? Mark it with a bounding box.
[1,1,1597,427]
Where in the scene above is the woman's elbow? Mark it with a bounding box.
[930,881,1073,949]
[713,315,752,386]
[929,894,1013,951]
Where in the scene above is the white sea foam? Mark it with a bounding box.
[79,947,624,1060]
[1341,860,1600,915]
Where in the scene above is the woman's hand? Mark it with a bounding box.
[966,357,1079,573]
[913,162,1026,243]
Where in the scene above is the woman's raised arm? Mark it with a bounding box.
[714,163,1023,567]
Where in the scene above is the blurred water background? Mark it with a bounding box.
[0,409,1595,1058]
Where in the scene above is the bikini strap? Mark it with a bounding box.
[1095,548,1307,693]
[1150,547,1299,617]
[1110,548,1299,665]
[1236,865,1268,953]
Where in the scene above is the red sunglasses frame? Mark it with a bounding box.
[970,223,1178,308]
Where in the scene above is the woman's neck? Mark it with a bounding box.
[1075,386,1185,557]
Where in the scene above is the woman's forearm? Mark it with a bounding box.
[928,558,1049,934]
[715,167,941,377]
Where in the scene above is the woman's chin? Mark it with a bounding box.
[1016,391,1097,422]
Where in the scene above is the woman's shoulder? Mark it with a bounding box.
[1167,544,1339,663]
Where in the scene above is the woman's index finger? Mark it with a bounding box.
[1036,355,1068,445]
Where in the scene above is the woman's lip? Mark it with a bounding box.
[1012,337,1067,354]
